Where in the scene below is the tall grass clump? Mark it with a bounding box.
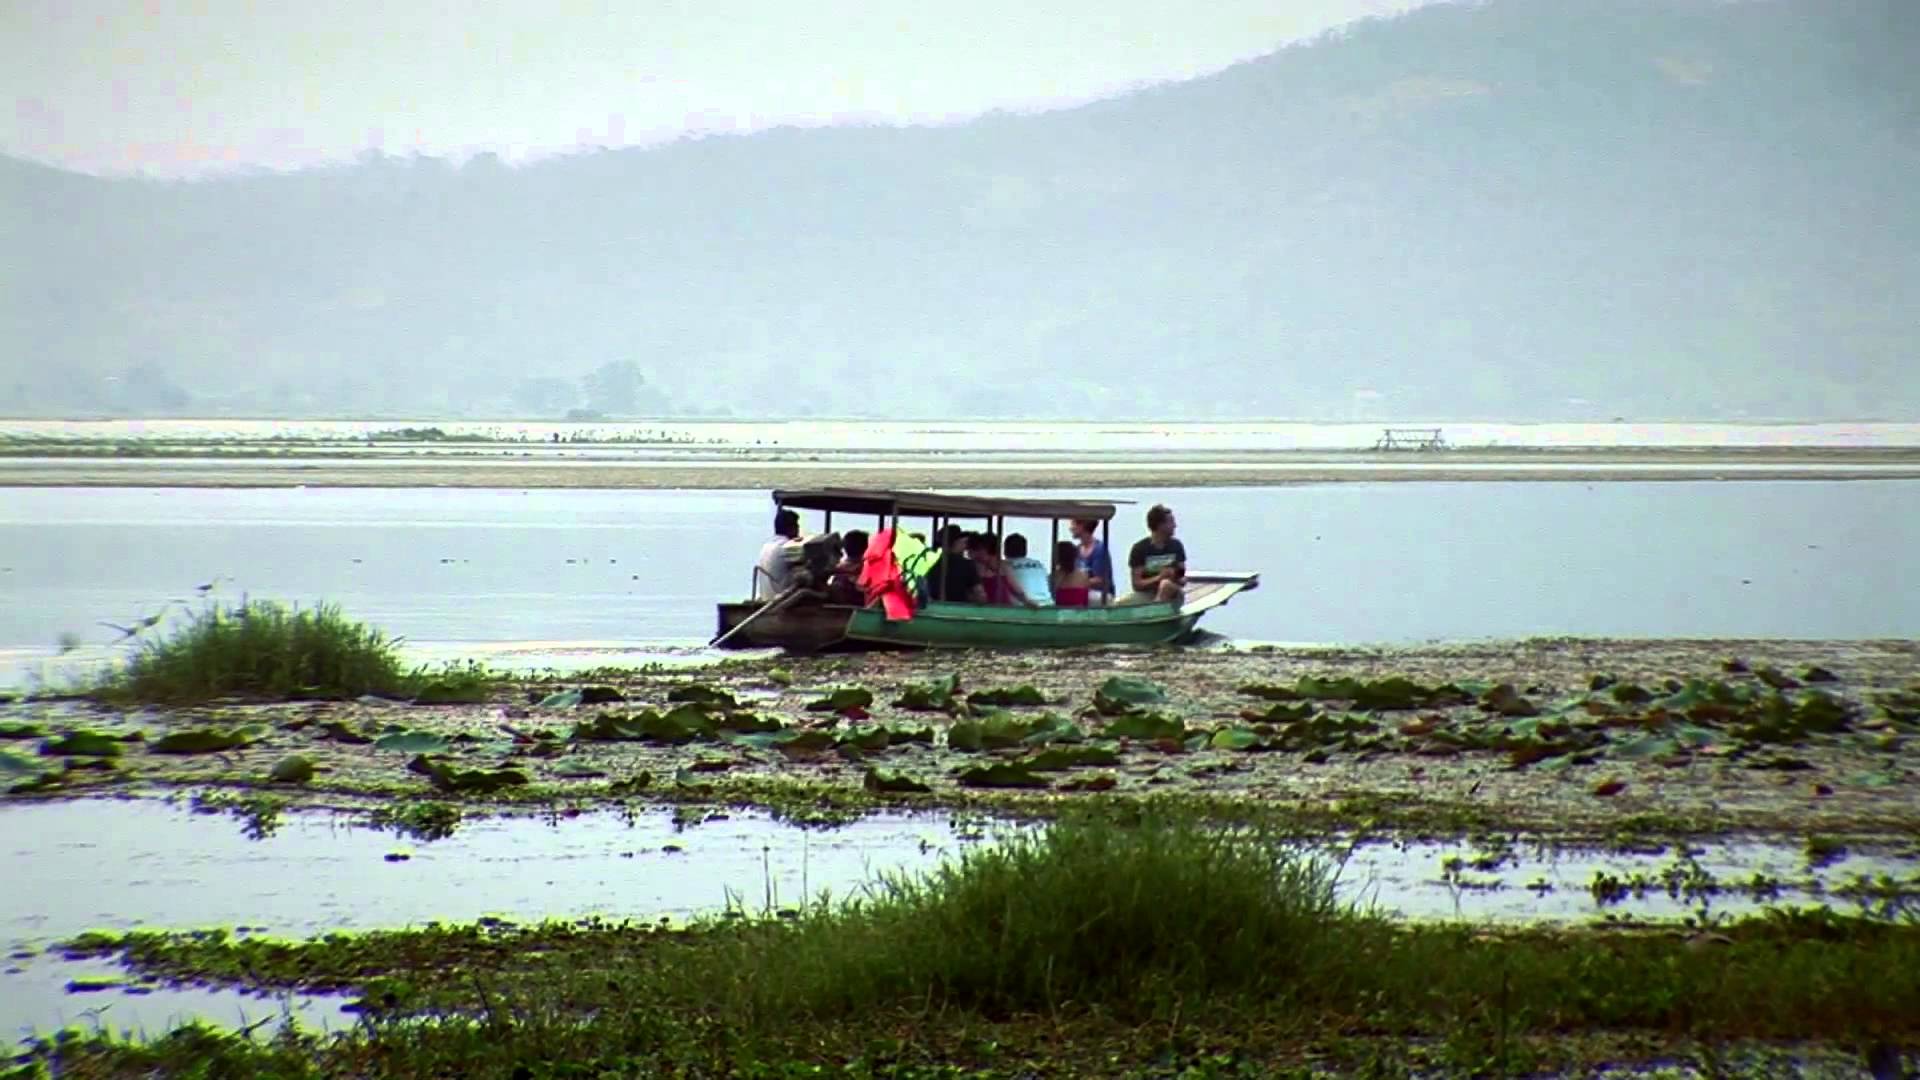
[95,598,410,705]
[687,809,1373,1023]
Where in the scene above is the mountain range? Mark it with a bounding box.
[1,0,1915,420]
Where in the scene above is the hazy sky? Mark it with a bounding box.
[3,0,1434,176]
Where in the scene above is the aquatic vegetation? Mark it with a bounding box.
[268,754,317,784]
[37,730,126,757]
[965,684,1048,708]
[150,725,264,754]
[405,754,529,795]
[32,814,1920,1078]
[87,597,500,706]
[894,672,961,712]
[188,789,287,839]
[366,800,463,841]
[1092,675,1168,714]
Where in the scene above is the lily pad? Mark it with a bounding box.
[968,685,1047,708]
[152,727,263,754]
[955,762,1050,789]
[39,732,124,758]
[319,721,374,745]
[537,689,585,709]
[1093,676,1168,715]
[766,668,794,687]
[0,723,45,740]
[895,674,961,712]
[412,681,491,705]
[1238,683,1300,701]
[1480,684,1539,718]
[805,686,875,714]
[267,755,316,784]
[713,711,783,734]
[1,750,49,777]
[1022,746,1121,771]
[1208,727,1269,752]
[1241,701,1315,723]
[863,768,931,794]
[948,712,1079,752]
[552,761,609,779]
[1098,711,1188,741]
[406,755,530,794]
[667,685,737,709]
[835,726,893,753]
[371,731,452,754]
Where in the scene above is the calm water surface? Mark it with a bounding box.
[0,481,1915,685]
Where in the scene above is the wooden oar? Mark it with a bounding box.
[709,586,811,648]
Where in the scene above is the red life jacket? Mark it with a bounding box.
[857,528,915,621]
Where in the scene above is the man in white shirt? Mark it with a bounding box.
[753,509,803,600]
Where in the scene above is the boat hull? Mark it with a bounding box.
[714,573,1257,652]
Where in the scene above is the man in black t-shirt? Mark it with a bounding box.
[1126,503,1187,604]
[926,525,985,604]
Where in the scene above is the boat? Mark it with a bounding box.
[713,487,1259,651]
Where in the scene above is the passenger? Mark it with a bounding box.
[1124,503,1187,604]
[972,532,1041,609]
[1051,540,1091,608]
[1070,518,1115,604]
[926,525,984,604]
[753,508,802,600]
[826,530,869,606]
[1002,534,1054,608]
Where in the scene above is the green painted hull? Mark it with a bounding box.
[714,574,1258,652]
[845,601,1200,648]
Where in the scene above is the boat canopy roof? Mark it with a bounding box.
[772,487,1123,522]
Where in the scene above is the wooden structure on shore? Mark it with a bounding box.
[1372,427,1449,451]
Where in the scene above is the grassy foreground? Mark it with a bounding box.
[17,812,1919,1079]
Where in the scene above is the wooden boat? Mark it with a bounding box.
[714,488,1259,652]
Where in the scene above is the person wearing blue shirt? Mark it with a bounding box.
[1069,518,1114,605]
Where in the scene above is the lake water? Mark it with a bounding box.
[4,800,1914,1041]
[1,480,1915,686]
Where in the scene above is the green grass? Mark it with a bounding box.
[24,812,1920,1078]
[85,599,496,706]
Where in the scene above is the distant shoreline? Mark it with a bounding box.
[4,447,1920,490]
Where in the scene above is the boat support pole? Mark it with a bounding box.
[709,586,809,648]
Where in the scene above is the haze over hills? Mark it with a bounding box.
[1,0,1915,422]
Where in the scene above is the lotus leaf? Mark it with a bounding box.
[39,732,124,758]
[967,685,1047,708]
[1,750,47,776]
[1238,683,1300,701]
[1097,711,1187,741]
[835,727,892,753]
[713,711,782,734]
[319,722,373,745]
[412,681,491,705]
[371,731,452,754]
[805,686,875,713]
[1092,676,1168,715]
[887,726,934,745]
[667,685,737,708]
[537,689,585,709]
[766,668,794,687]
[1801,665,1838,683]
[1611,735,1682,760]
[1207,727,1268,752]
[863,768,931,794]
[267,755,316,783]
[955,762,1050,789]
[552,761,608,779]
[1609,683,1655,705]
[407,755,530,794]
[1754,667,1801,690]
[894,674,961,712]
[1022,746,1120,771]
[1241,701,1314,723]
[0,723,44,740]
[1480,684,1539,718]
[1058,774,1118,792]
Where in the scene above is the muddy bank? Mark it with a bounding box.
[6,639,1916,837]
